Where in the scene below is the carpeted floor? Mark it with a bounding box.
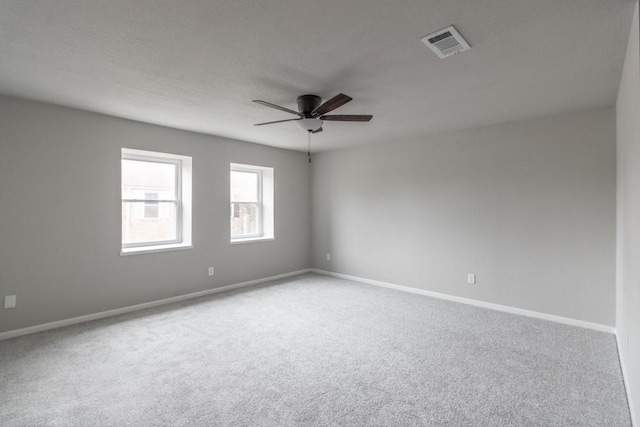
[0,273,631,426]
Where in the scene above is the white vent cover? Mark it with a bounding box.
[420,25,471,58]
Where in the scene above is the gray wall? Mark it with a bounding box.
[0,95,310,333]
[617,1,640,421]
[311,107,616,326]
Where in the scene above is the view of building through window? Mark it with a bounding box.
[122,159,178,245]
[144,192,160,218]
[230,169,261,238]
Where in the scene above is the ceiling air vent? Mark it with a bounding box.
[420,25,470,58]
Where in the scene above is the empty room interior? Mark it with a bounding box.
[1,0,639,425]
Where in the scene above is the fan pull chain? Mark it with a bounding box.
[308,131,312,163]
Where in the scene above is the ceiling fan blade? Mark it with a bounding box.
[312,93,352,116]
[311,127,323,134]
[320,114,373,122]
[252,100,301,116]
[253,118,301,126]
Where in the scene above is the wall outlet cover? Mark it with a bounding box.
[4,295,17,309]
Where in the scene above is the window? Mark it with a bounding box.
[230,163,274,243]
[121,148,192,254]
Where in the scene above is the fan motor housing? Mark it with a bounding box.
[297,95,321,116]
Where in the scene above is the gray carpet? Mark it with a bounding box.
[0,273,631,426]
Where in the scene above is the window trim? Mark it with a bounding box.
[230,163,274,244]
[121,148,192,255]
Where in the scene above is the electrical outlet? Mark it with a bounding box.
[467,274,476,284]
[208,267,214,276]
[326,253,331,261]
[4,295,16,309]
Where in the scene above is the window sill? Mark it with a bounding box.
[230,237,275,245]
[121,243,193,256]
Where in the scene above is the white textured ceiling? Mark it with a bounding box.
[0,0,634,152]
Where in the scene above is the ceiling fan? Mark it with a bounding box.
[252,93,372,133]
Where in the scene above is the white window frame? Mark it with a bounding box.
[230,168,263,239]
[121,148,192,255]
[230,163,274,244]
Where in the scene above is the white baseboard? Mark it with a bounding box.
[0,269,312,341]
[311,269,616,334]
[1,267,616,337]
[616,333,637,426]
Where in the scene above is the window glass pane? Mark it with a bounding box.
[122,160,177,200]
[144,193,159,218]
[230,202,259,237]
[230,171,258,202]
[122,201,177,244]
